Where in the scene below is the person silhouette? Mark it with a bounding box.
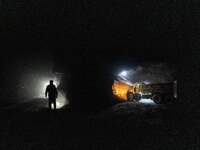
[45,80,58,110]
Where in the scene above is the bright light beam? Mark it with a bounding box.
[120,71,127,76]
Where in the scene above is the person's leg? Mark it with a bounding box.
[48,99,52,110]
[53,98,56,110]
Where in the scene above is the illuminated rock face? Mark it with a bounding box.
[56,89,68,109]
[118,63,176,84]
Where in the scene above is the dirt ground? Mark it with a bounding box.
[0,98,199,150]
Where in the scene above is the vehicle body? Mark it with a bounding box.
[127,82,176,104]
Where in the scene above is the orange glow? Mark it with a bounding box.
[112,80,132,100]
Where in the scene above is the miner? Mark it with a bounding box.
[45,80,58,110]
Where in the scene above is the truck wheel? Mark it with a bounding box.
[165,94,175,105]
[127,92,134,101]
[134,94,142,101]
[152,93,163,104]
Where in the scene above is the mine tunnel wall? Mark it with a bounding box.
[57,59,115,111]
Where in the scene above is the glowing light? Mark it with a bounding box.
[120,71,127,76]
[139,99,155,104]
[56,89,68,109]
[143,81,150,84]
[112,80,132,100]
[56,101,63,108]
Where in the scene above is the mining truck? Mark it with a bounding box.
[126,82,176,104]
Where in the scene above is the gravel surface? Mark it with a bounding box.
[0,98,198,150]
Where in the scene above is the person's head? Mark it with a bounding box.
[50,80,53,85]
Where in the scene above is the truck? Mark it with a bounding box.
[126,82,177,104]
